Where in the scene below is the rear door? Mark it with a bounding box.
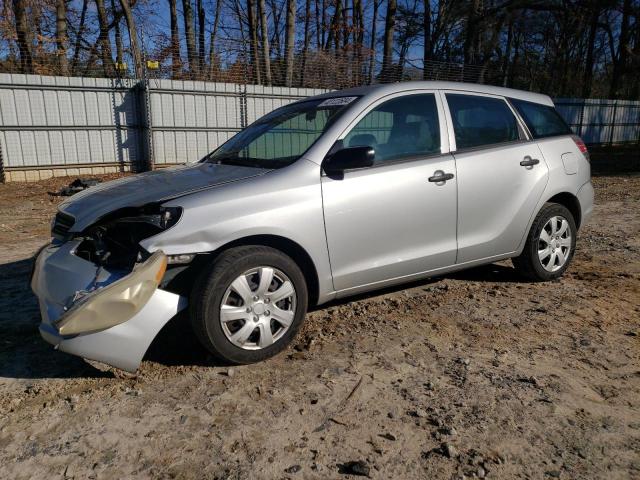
[442,92,549,263]
[322,91,458,293]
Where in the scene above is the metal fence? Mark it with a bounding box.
[555,99,640,146]
[0,73,638,182]
[0,73,327,181]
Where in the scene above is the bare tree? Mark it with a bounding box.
[381,0,397,81]
[247,0,262,83]
[284,0,296,86]
[301,0,312,85]
[56,0,68,74]
[71,0,89,74]
[368,0,380,83]
[258,0,272,84]
[582,3,600,97]
[119,0,143,77]
[95,0,115,74]
[12,0,33,73]
[169,0,181,77]
[182,0,198,75]
[423,0,430,80]
[610,0,633,97]
[111,0,124,67]
[197,0,206,73]
[209,0,221,77]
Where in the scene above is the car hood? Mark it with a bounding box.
[59,163,270,232]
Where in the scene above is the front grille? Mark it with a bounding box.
[52,212,75,239]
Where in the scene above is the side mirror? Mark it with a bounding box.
[323,146,375,175]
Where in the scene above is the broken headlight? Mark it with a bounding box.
[75,205,182,270]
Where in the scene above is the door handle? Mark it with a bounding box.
[520,156,540,167]
[428,171,455,183]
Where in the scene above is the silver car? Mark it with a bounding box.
[32,81,594,371]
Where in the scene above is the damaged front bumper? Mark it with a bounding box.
[31,240,187,372]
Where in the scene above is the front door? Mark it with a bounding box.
[321,92,458,293]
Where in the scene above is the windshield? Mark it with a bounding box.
[203,96,359,168]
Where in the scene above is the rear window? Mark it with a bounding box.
[446,94,520,150]
[509,98,572,139]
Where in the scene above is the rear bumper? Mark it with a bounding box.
[577,180,595,227]
[31,241,187,372]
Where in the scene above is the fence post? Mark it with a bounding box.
[135,79,154,171]
[609,100,618,146]
[0,138,5,183]
[578,99,586,138]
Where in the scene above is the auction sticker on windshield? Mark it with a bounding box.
[318,96,358,107]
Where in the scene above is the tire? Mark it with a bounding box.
[512,203,577,282]
[190,245,308,364]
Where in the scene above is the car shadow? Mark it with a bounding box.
[0,257,115,379]
[0,255,526,378]
[310,262,527,311]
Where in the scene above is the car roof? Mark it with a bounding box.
[307,81,554,107]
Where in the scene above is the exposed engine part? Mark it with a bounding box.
[74,206,181,271]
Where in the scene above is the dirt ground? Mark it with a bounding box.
[0,174,638,480]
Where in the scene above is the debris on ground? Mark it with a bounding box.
[48,177,102,196]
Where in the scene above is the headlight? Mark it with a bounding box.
[56,251,168,335]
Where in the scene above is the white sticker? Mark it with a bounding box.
[318,96,358,107]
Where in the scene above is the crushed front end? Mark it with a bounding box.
[31,206,188,372]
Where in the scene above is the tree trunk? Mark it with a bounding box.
[463,0,481,67]
[381,0,397,82]
[422,0,431,80]
[209,0,221,78]
[326,0,341,51]
[368,0,379,84]
[56,0,68,74]
[301,0,312,86]
[119,0,143,78]
[247,0,262,83]
[182,0,198,76]
[111,0,124,65]
[170,0,181,78]
[197,0,206,74]
[12,0,33,73]
[315,0,321,49]
[582,4,599,98]
[609,0,632,98]
[354,0,364,83]
[95,0,115,75]
[71,0,88,74]
[284,0,296,86]
[502,14,514,87]
[258,0,272,85]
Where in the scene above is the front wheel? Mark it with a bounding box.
[512,203,577,281]
[190,246,308,364]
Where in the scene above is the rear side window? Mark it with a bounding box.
[509,98,572,139]
[446,94,520,150]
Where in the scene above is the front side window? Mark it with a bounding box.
[509,98,572,139]
[343,94,441,163]
[205,96,358,168]
[446,94,520,150]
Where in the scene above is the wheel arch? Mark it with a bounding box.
[546,192,582,229]
[207,234,321,307]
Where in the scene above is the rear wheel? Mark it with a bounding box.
[190,246,308,364]
[512,203,577,281]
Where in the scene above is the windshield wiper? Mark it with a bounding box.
[210,155,267,168]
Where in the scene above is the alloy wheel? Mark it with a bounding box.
[220,267,296,350]
[538,215,572,272]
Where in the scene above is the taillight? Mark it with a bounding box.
[572,135,590,162]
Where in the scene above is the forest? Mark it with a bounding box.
[1,0,639,98]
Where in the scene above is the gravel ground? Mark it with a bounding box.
[0,174,638,480]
